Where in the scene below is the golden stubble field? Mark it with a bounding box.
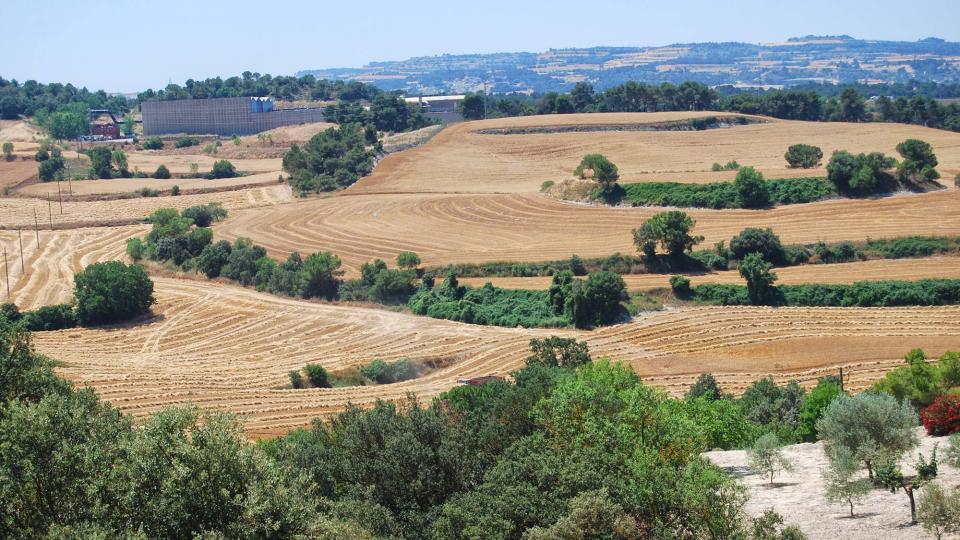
[6,111,960,434]
[30,277,960,436]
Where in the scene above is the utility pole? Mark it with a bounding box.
[33,208,40,244]
[57,180,63,214]
[47,193,53,230]
[839,366,845,393]
[17,228,24,272]
[3,249,8,300]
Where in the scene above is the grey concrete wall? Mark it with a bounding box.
[142,97,325,136]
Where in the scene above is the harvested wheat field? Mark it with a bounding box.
[29,277,960,435]
[125,154,281,175]
[16,171,285,197]
[0,225,146,309]
[347,112,960,194]
[0,184,293,228]
[461,256,960,291]
[218,189,960,273]
[0,159,40,189]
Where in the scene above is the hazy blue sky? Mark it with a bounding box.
[3,0,958,92]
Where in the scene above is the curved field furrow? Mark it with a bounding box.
[29,278,960,434]
[0,226,146,309]
[218,190,960,274]
[0,185,293,229]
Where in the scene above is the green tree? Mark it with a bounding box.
[575,154,619,186]
[917,482,960,539]
[111,149,129,176]
[748,433,793,484]
[730,227,785,264]
[525,336,591,369]
[839,88,866,122]
[73,261,155,326]
[816,393,919,479]
[46,110,88,141]
[734,166,770,208]
[687,372,723,401]
[797,377,843,441]
[395,251,421,270]
[300,251,343,300]
[523,489,639,540]
[873,348,943,407]
[632,210,703,259]
[784,144,823,168]
[570,82,596,112]
[739,252,778,305]
[1,141,12,161]
[822,446,871,517]
[896,138,940,183]
[87,146,114,179]
[289,370,305,389]
[38,155,66,181]
[459,94,485,120]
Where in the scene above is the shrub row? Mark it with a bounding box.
[621,177,834,209]
[690,279,960,307]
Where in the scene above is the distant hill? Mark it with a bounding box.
[298,36,960,94]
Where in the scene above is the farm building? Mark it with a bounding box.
[88,109,123,140]
[403,95,465,123]
[141,97,326,136]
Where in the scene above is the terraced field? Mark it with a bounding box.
[32,278,960,436]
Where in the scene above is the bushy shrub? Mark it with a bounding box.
[621,177,833,209]
[174,136,199,148]
[526,337,591,369]
[303,363,331,388]
[734,166,770,208]
[360,359,419,384]
[22,304,77,331]
[73,261,155,326]
[574,154,619,184]
[143,137,164,150]
[896,139,939,183]
[170,185,180,196]
[289,370,305,389]
[152,164,171,179]
[922,394,960,436]
[826,150,896,195]
[669,275,692,297]
[181,203,227,227]
[206,159,237,179]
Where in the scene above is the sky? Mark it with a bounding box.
[3,0,959,93]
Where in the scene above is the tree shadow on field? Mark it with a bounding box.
[91,311,166,331]
[835,512,880,520]
[718,465,752,478]
[759,481,799,489]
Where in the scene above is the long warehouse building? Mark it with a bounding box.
[142,97,325,136]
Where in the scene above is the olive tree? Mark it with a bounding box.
[748,433,793,484]
[815,393,919,479]
[822,446,871,517]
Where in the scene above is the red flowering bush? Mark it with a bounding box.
[921,394,960,436]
